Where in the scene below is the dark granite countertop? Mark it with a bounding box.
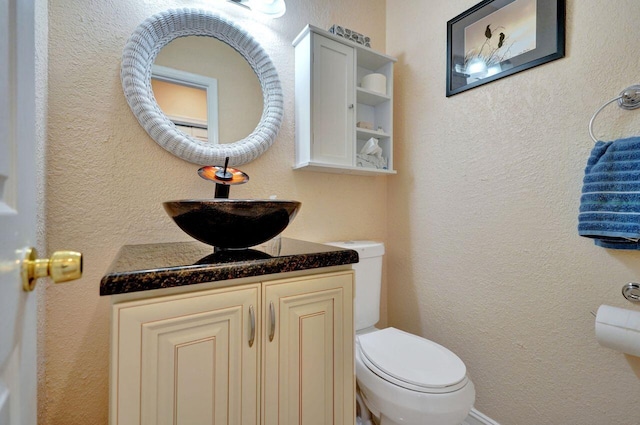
[100,238,359,295]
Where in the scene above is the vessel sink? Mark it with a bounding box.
[163,199,301,249]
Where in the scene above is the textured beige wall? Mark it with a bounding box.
[42,0,387,423]
[35,0,49,416]
[387,1,640,424]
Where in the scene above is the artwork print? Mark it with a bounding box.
[463,0,536,83]
[446,0,564,96]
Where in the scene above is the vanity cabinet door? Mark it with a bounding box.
[111,284,260,425]
[262,271,355,425]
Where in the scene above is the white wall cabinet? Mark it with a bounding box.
[293,25,397,175]
[110,270,354,425]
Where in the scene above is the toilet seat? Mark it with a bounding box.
[357,327,468,394]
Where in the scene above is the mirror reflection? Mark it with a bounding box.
[152,36,263,144]
[151,69,213,142]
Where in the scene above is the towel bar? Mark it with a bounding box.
[589,84,640,143]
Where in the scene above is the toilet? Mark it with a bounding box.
[326,241,475,425]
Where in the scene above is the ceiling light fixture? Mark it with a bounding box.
[227,0,286,18]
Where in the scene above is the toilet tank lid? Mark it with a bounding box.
[324,240,384,259]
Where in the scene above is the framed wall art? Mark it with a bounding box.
[446,0,565,97]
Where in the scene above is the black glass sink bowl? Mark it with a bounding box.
[163,199,301,250]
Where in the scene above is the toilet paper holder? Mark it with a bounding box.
[590,284,640,318]
[622,282,640,302]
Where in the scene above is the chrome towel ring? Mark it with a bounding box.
[588,85,640,143]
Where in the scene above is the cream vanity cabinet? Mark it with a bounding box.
[293,25,397,175]
[110,270,354,425]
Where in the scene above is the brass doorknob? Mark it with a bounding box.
[21,247,83,291]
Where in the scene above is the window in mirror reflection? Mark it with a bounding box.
[151,78,211,142]
[153,36,263,145]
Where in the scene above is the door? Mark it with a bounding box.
[262,271,355,425]
[0,0,38,424]
[0,2,82,423]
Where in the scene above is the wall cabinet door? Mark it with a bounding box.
[111,284,260,425]
[310,35,355,166]
[262,271,355,425]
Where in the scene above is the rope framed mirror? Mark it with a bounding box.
[121,8,283,165]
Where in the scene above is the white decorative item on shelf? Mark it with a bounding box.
[328,24,371,47]
[357,137,386,169]
[361,73,386,95]
[361,137,382,157]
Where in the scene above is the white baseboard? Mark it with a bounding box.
[462,407,500,425]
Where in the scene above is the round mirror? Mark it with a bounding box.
[121,8,283,165]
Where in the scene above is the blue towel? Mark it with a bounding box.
[579,136,640,249]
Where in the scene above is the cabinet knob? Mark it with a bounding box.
[348,104,354,109]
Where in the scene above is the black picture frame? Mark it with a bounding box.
[446,0,565,97]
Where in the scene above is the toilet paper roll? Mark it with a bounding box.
[595,305,640,357]
[361,73,386,95]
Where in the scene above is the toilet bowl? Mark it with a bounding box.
[325,241,475,425]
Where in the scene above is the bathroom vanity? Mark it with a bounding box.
[101,239,358,425]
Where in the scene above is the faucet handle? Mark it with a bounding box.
[198,160,250,199]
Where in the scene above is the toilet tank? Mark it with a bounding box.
[325,241,384,331]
